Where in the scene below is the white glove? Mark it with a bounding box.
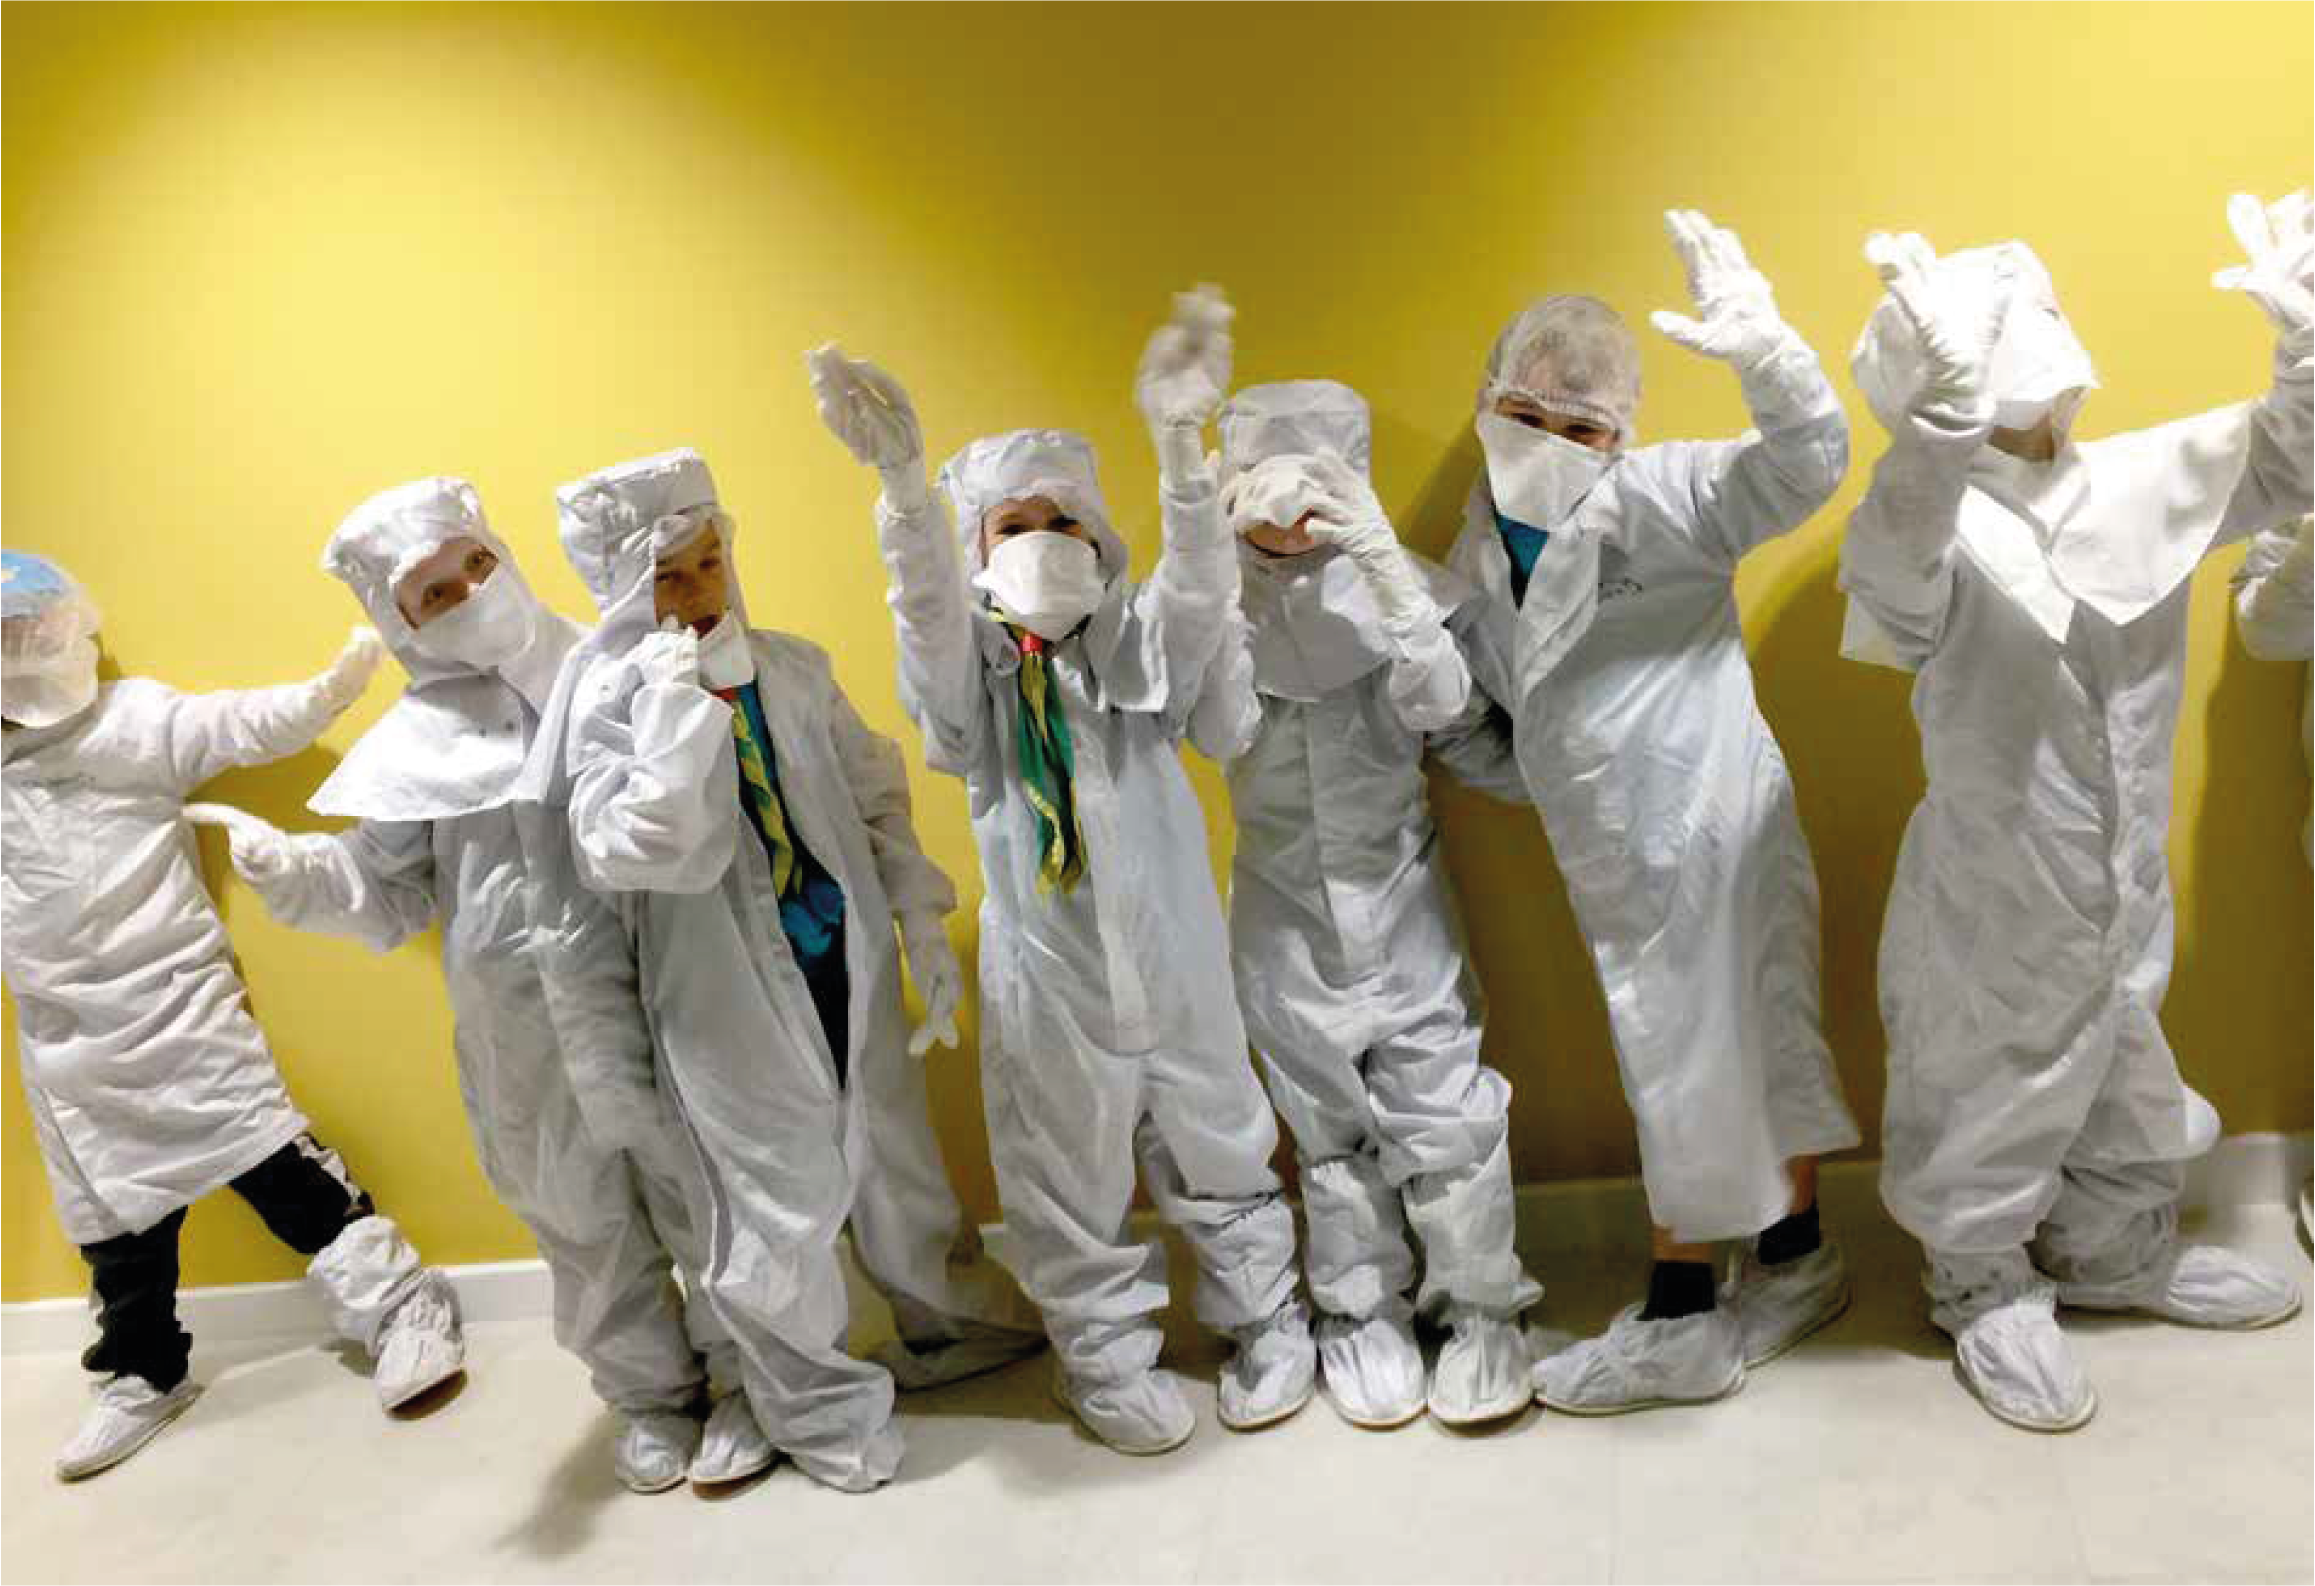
[1302,454,1437,637]
[2287,515,2315,577]
[1300,453,1400,560]
[316,626,384,713]
[1649,208,1793,370]
[629,620,702,692]
[897,911,962,1058]
[2213,189,2314,347]
[1135,283,1235,440]
[806,341,929,495]
[1865,229,2009,414]
[183,802,295,887]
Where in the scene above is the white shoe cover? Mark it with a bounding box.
[2057,1243,2302,1330]
[56,1376,201,1481]
[1952,1286,2095,1433]
[790,1422,904,1494]
[1532,1303,1744,1416]
[1056,1365,1196,1455]
[872,1324,1047,1391]
[1428,1306,1530,1426]
[689,1392,775,1486]
[1316,1311,1426,1429]
[1726,1241,1851,1367]
[1218,1302,1317,1431]
[372,1274,466,1410]
[614,1410,701,1494]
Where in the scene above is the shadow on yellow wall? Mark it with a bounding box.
[5,2,2308,1300]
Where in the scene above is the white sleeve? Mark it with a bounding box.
[823,669,957,920]
[148,672,360,793]
[257,819,441,954]
[1836,398,1996,670]
[877,487,992,777]
[566,657,741,896]
[2233,521,2315,662]
[1680,337,1853,566]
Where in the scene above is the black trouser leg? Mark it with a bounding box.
[229,1134,375,1256]
[78,1209,192,1392]
[801,916,851,1088]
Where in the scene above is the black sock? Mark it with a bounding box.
[1639,1259,1717,1321]
[1757,1204,1822,1267]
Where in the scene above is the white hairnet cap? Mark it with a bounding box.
[1852,240,2098,433]
[555,447,725,616]
[937,428,1125,577]
[323,475,535,684]
[1,550,101,727]
[324,478,501,629]
[1480,294,1643,444]
[1219,380,1374,483]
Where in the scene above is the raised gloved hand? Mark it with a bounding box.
[1300,453,1400,562]
[316,626,385,713]
[897,911,963,1058]
[1866,229,2010,415]
[1302,453,1438,638]
[806,341,931,509]
[1135,283,1236,442]
[2213,189,2314,347]
[629,620,702,692]
[183,802,296,887]
[1650,209,1793,370]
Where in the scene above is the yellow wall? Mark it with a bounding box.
[5,2,2308,1301]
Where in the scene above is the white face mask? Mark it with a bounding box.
[1475,410,1613,531]
[408,564,536,673]
[0,638,97,729]
[972,531,1105,641]
[696,612,754,689]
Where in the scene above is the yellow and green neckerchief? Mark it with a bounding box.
[718,682,798,899]
[1009,627,1086,896]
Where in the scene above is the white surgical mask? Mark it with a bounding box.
[0,642,97,729]
[1475,410,1613,530]
[409,565,536,673]
[973,531,1105,641]
[696,612,754,689]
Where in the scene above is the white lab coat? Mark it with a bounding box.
[1447,346,1862,1244]
[3,677,347,1243]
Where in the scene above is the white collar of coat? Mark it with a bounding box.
[1956,402,2257,640]
[312,614,581,823]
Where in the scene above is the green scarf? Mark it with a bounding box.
[1010,628,1086,896]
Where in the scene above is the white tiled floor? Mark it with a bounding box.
[3,1190,2308,1584]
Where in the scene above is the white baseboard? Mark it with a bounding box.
[5,1131,2304,1359]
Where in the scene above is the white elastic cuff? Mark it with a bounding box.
[879,462,933,515]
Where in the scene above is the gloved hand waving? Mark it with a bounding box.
[1650,209,1794,371]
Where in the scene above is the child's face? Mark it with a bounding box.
[394,537,500,628]
[1490,392,1617,452]
[980,496,1090,563]
[1243,514,1321,558]
[654,522,730,636]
